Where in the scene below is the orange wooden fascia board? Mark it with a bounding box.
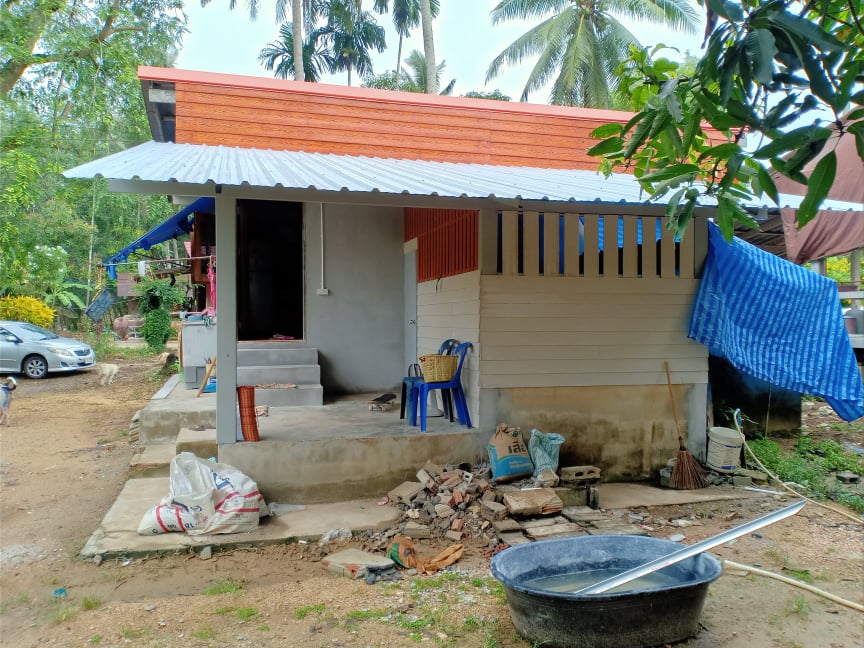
[138,66,634,125]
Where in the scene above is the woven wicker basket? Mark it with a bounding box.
[419,354,457,382]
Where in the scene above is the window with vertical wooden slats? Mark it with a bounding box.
[405,208,479,282]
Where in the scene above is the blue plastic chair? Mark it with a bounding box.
[412,341,472,432]
[400,339,458,422]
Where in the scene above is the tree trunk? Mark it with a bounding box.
[419,0,436,94]
[292,0,305,81]
[396,35,404,89]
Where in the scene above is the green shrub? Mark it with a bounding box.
[0,295,55,328]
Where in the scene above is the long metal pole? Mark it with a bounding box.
[573,500,806,595]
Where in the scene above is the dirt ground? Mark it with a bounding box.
[1,358,862,648]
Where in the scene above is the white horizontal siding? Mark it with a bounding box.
[417,271,481,424]
[479,275,707,388]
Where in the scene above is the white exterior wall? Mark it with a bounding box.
[416,270,481,426]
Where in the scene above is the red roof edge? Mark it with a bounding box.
[137,66,634,123]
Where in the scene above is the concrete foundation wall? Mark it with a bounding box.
[480,384,707,481]
[219,430,488,503]
[305,203,405,393]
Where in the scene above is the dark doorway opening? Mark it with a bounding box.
[237,200,303,341]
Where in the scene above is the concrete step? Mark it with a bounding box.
[237,347,318,366]
[237,364,320,386]
[129,444,175,478]
[239,341,307,350]
[255,384,323,407]
[177,427,218,458]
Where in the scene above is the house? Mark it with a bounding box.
[64,67,860,501]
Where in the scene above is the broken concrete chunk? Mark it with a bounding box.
[560,465,601,482]
[445,530,463,543]
[497,530,530,545]
[388,481,426,504]
[562,506,608,524]
[435,504,455,518]
[524,523,586,540]
[480,500,508,521]
[492,518,523,533]
[402,521,432,539]
[503,488,563,516]
[321,549,395,580]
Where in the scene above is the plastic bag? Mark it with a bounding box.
[528,428,565,478]
[138,452,266,536]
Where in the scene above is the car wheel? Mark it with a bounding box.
[23,355,48,379]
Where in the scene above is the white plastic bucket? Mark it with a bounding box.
[706,426,745,472]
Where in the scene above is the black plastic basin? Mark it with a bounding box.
[490,535,722,648]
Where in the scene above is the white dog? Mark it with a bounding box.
[0,376,16,426]
[96,363,119,386]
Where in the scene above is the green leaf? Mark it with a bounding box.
[664,188,686,221]
[801,53,836,106]
[717,196,736,241]
[757,165,779,204]
[753,126,831,159]
[797,151,837,228]
[681,108,703,153]
[698,142,742,163]
[720,153,744,190]
[591,123,623,139]
[849,122,864,160]
[706,0,743,22]
[768,12,846,53]
[719,46,740,105]
[677,195,697,233]
[846,108,864,121]
[744,29,778,86]
[640,164,701,183]
[623,112,657,159]
[588,137,624,157]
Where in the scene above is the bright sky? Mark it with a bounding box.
[176,1,706,103]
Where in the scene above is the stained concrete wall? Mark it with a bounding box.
[219,430,488,503]
[305,203,405,393]
[480,384,707,481]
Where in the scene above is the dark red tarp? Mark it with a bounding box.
[773,124,864,264]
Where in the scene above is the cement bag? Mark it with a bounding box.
[487,423,533,483]
[528,428,565,478]
[138,452,266,535]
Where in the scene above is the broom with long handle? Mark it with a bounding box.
[665,361,708,489]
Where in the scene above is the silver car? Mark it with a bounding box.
[0,320,96,379]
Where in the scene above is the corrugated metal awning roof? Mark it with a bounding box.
[63,141,864,212]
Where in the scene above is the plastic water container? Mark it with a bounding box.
[706,426,745,472]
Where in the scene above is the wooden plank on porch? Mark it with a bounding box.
[679,219,695,279]
[583,214,600,278]
[544,212,560,276]
[642,217,658,278]
[563,213,581,277]
[623,217,638,277]
[661,218,676,278]
[604,215,620,277]
[501,211,518,276]
[523,211,540,277]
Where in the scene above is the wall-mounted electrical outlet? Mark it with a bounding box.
[316,288,330,296]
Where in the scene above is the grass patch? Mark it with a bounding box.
[747,438,864,512]
[192,627,216,640]
[205,578,243,595]
[257,624,270,631]
[789,593,810,618]
[294,603,326,619]
[236,607,259,622]
[89,635,101,644]
[345,608,389,621]
[81,595,102,610]
[119,627,145,639]
[782,567,813,583]
[213,606,235,616]
[410,572,461,591]
[52,604,76,623]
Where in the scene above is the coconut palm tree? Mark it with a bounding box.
[324,0,387,86]
[485,0,698,107]
[373,0,440,89]
[403,50,455,94]
[418,0,437,93]
[258,22,332,82]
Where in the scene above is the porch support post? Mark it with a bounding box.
[215,195,238,446]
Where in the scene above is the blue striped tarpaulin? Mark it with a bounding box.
[689,222,864,421]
